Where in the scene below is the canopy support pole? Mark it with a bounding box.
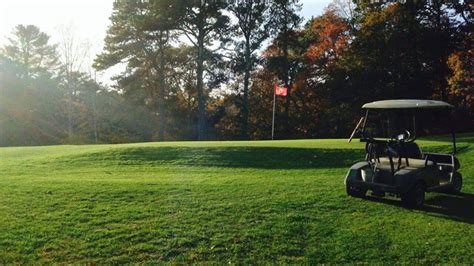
[361,110,369,133]
[413,115,416,139]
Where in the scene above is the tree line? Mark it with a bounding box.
[0,0,472,146]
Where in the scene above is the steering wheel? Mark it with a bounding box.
[390,130,413,143]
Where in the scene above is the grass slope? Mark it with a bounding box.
[0,135,473,263]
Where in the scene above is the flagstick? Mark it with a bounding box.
[271,90,276,140]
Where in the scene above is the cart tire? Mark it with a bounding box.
[401,182,425,208]
[447,172,462,194]
[346,185,367,198]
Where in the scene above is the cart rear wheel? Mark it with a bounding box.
[401,182,425,208]
[447,172,462,194]
[346,185,367,198]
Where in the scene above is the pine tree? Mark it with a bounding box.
[95,0,177,141]
[176,0,230,140]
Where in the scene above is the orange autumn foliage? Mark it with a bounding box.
[306,10,350,65]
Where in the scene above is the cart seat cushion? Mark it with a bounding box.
[378,157,434,168]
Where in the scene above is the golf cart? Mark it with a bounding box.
[345,99,462,208]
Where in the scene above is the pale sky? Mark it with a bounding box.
[0,0,332,84]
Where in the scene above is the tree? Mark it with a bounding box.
[303,9,352,137]
[306,9,350,69]
[348,3,432,99]
[166,45,198,140]
[95,0,177,141]
[176,0,230,140]
[417,0,459,101]
[228,1,269,138]
[266,0,302,137]
[0,64,62,147]
[328,0,357,23]
[58,24,91,142]
[2,24,58,79]
[447,50,473,110]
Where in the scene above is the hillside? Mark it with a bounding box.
[0,135,473,263]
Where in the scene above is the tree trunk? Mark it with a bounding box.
[92,92,98,144]
[157,48,166,142]
[67,73,74,143]
[186,91,193,140]
[282,12,291,139]
[242,36,251,139]
[196,34,206,140]
[92,72,99,144]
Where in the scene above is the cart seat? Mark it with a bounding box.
[378,157,435,168]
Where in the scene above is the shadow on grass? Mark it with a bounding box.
[72,147,367,169]
[57,141,470,170]
[365,192,474,224]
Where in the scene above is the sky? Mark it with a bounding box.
[0,0,332,84]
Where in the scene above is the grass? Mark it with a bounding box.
[0,135,473,263]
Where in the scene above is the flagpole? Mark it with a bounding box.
[271,88,276,140]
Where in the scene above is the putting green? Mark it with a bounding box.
[0,135,473,263]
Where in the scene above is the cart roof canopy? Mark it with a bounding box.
[362,99,453,109]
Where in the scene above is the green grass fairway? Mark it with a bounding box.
[1,135,473,263]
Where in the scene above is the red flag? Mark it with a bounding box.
[274,85,288,96]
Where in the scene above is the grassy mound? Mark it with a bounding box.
[0,136,473,263]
